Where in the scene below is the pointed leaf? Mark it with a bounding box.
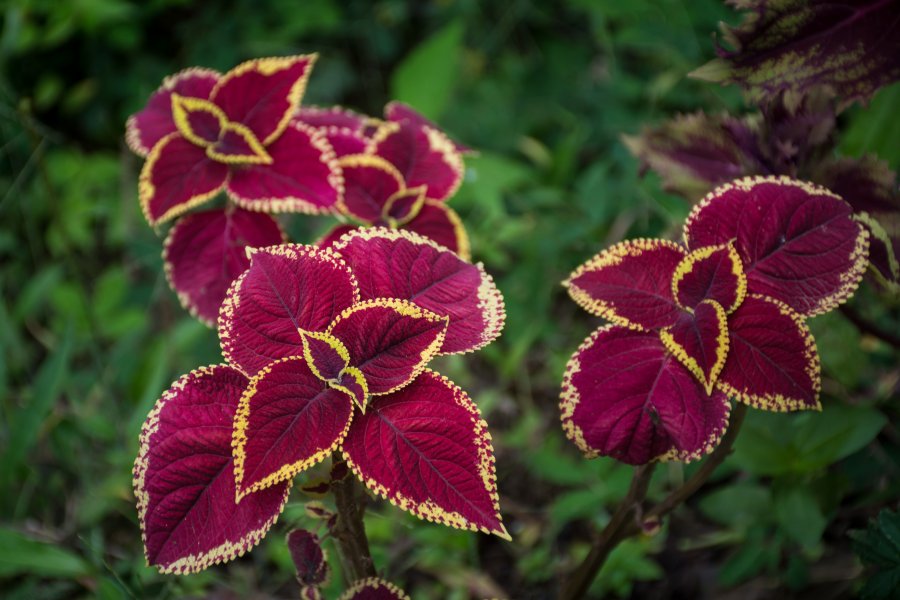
[139,133,228,225]
[126,67,220,157]
[317,223,360,250]
[207,122,273,165]
[334,366,368,412]
[327,298,447,395]
[133,365,290,573]
[299,329,350,382]
[368,120,464,202]
[342,370,509,538]
[685,176,869,316]
[227,122,342,214]
[385,100,473,154]
[219,244,359,376]
[233,356,354,497]
[382,187,426,227]
[660,299,730,394]
[339,577,411,600]
[691,0,900,104]
[333,228,504,354]
[565,239,686,330]
[337,154,405,223]
[404,200,470,260]
[163,207,284,325]
[297,105,372,131]
[170,94,225,146]
[560,326,731,465]
[672,243,746,313]
[319,126,370,157]
[718,294,820,411]
[210,55,316,145]
[287,529,329,587]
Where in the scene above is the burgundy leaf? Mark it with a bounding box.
[233,356,354,497]
[170,94,224,146]
[319,126,370,157]
[381,187,426,227]
[299,330,350,382]
[219,244,359,377]
[138,133,228,225]
[672,243,747,313]
[337,155,405,223]
[717,294,821,412]
[333,228,504,354]
[367,120,464,202]
[660,299,730,394]
[317,224,361,250]
[210,55,316,145]
[327,299,447,395]
[226,122,343,215]
[163,207,284,325]
[126,67,220,157]
[133,365,289,573]
[565,239,687,330]
[207,122,272,165]
[297,105,372,133]
[287,529,329,587]
[342,370,509,539]
[404,200,471,261]
[560,326,731,465]
[339,577,411,600]
[385,100,473,154]
[691,0,900,104]
[684,176,869,316]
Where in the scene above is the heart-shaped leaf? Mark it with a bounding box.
[565,239,686,330]
[660,299,730,394]
[333,228,504,354]
[561,325,731,465]
[672,243,746,313]
[341,370,509,539]
[717,294,821,412]
[133,365,290,574]
[685,176,869,316]
[219,244,359,377]
[233,356,354,498]
[327,298,447,395]
[337,154,405,223]
[210,55,316,145]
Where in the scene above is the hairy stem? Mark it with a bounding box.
[331,468,376,582]
[559,403,749,599]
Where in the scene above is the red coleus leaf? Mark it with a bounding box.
[560,326,731,465]
[317,224,361,250]
[287,529,329,587]
[717,294,821,412]
[342,370,509,539]
[210,55,316,146]
[219,244,360,377]
[297,105,373,133]
[691,0,900,105]
[565,239,687,330]
[133,365,290,574]
[139,133,229,226]
[672,243,746,313]
[126,67,220,157]
[233,356,354,498]
[299,329,350,382]
[170,94,225,146]
[684,176,869,316]
[404,200,471,260]
[339,577,411,600]
[318,126,370,157]
[226,122,343,214]
[385,100,474,155]
[660,299,730,395]
[368,120,464,202]
[163,207,284,325]
[337,155,405,223]
[327,299,447,396]
[333,228,504,354]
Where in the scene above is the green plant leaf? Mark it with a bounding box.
[773,484,827,548]
[390,21,464,120]
[698,482,772,529]
[0,528,91,579]
[850,509,900,599]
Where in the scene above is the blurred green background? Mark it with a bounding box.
[1,1,898,598]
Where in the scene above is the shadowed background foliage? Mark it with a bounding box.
[1,0,898,598]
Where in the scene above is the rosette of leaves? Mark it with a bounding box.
[298,101,471,257]
[125,55,344,324]
[133,228,508,573]
[560,176,869,465]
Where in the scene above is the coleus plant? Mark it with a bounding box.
[561,176,869,465]
[133,227,508,573]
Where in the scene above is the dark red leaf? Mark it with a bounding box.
[660,299,730,394]
[339,577,411,600]
[672,243,746,313]
[287,529,329,587]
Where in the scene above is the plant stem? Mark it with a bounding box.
[559,403,749,599]
[331,468,376,582]
[559,464,655,600]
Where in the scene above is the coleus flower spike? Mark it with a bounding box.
[126,55,343,225]
[561,176,869,465]
[135,229,507,573]
[317,154,471,258]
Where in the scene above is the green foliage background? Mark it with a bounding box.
[1,1,897,598]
